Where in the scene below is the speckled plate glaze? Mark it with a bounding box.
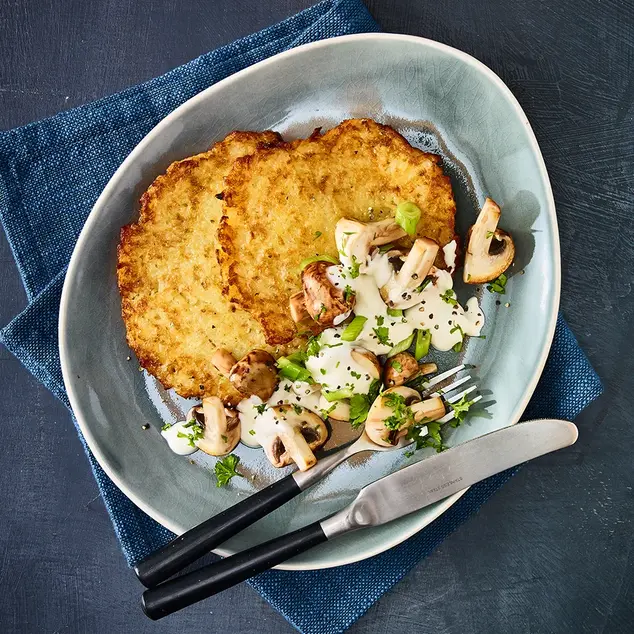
[59,34,560,570]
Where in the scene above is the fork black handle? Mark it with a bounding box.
[141,521,328,620]
[134,474,300,588]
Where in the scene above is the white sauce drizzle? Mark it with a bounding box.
[443,239,457,272]
[237,380,322,448]
[161,421,198,455]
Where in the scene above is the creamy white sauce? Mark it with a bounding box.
[305,329,377,395]
[443,240,457,272]
[161,421,199,455]
[237,380,322,448]
[404,269,484,351]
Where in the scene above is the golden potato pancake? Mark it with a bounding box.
[218,119,457,345]
[117,130,301,401]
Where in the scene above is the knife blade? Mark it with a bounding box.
[142,418,577,620]
[321,418,577,538]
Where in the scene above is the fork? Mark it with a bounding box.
[134,364,479,588]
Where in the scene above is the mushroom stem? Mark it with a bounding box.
[419,363,438,376]
[278,429,317,471]
[410,396,446,422]
[395,238,439,289]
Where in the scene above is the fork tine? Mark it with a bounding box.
[436,393,483,423]
[421,364,465,391]
[430,374,471,397]
[445,384,478,403]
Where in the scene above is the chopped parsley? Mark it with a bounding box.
[350,370,362,379]
[161,423,172,431]
[450,323,464,352]
[253,403,268,415]
[378,243,395,253]
[176,420,205,447]
[316,304,327,320]
[306,335,321,357]
[391,359,403,372]
[487,272,508,294]
[372,326,392,346]
[320,403,337,419]
[320,368,327,375]
[248,429,256,436]
[214,454,243,487]
[440,289,458,306]
[292,404,303,415]
[314,231,322,240]
[415,278,432,293]
[383,392,414,430]
[343,285,355,303]
[449,393,477,426]
[221,434,228,443]
[486,230,495,239]
[349,255,361,279]
[348,380,382,428]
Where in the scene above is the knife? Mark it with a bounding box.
[141,418,577,620]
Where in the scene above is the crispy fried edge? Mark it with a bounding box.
[116,130,283,398]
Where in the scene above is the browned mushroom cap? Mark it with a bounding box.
[383,352,420,387]
[463,198,515,284]
[211,348,237,378]
[188,396,241,456]
[229,350,278,401]
[302,261,355,326]
[261,405,329,471]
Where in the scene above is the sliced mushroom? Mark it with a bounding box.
[229,350,278,401]
[289,291,310,323]
[302,261,355,326]
[335,218,406,273]
[381,238,439,309]
[463,198,515,284]
[383,352,420,387]
[260,405,328,471]
[350,349,381,380]
[365,386,421,447]
[410,396,445,422]
[318,395,350,421]
[187,396,240,456]
[211,348,237,378]
[365,387,446,447]
[419,362,438,376]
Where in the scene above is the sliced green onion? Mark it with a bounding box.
[395,201,422,236]
[414,329,431,360]
[386,308,403,317]
[299,254,339,270]
[323,388,355,402]
[341,315,367,342]
[387,332,415,358]
[276,357,312,383]
[286,351,308,364]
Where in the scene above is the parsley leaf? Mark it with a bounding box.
[292,404,303,415]
[382,392,414,430]
[348,255,361,279]
[214,454,243,487]
[440,289,458,306]
[343,285,355,303]
[254,403,268,415]
[449,393,476,425]
[372,326,392,346]
[161,423,172,431]
[391,359,403,372]
[487,272,508,294]
[306,335,321,357]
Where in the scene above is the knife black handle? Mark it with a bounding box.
[134,474,301,588]
[141,521,327,620]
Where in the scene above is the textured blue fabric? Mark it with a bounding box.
[0,2,602,633]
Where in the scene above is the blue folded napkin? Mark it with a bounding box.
[0,1,602,633]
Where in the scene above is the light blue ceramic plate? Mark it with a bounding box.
[59,34,560,570]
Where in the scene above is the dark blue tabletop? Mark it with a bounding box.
[1,1,632,632]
